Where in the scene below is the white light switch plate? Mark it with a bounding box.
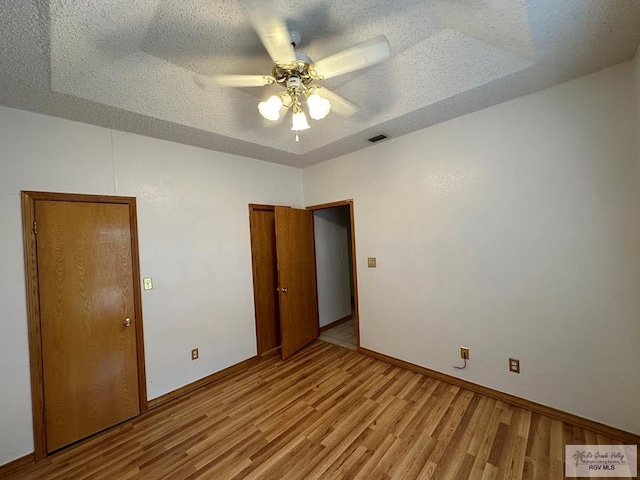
[143,277,153,290]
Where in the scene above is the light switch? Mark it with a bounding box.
[367,257,377,268]
[143,277,153,290]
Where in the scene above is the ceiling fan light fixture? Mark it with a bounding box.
[258,95,283,121]
[307,93,331,120]
[291,108,310,131]
[205,4,391,141]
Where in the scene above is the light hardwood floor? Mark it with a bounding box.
[6,341,635,479]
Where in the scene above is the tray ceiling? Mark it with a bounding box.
[1,0,639,167]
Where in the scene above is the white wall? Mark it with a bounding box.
[314,207,352,328]
[304,60,640,435]
[0,107,303,466]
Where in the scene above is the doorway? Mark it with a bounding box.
[249,200,359,359]
[22,191,147,460]
[307,200,359,351]
[249,205,319,359]
[312,205,357,350]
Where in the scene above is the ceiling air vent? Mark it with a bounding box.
[368,134,387,143]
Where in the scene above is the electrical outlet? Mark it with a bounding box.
[460,347,469,360]
[143,277,153,290]
[509,358,520,373]
[367,257,377,268]
[191,348,199,361]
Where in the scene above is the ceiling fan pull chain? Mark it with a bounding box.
[295,133,299,142]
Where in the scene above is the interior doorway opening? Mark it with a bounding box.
[249,200,360,359]
[248,205,319,360]
[307,200,359,351]
[312,205,357,351]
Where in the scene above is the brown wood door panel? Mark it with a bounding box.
[35,200,140,452]
[275,207,319,359]
[249,206,281,355]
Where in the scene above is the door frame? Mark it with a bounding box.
[306,200,360,351]
[21,191,148,461]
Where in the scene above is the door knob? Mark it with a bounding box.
[281,287,288,293]
[122,318,132,327]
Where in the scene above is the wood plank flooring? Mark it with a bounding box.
[6,341,635,479]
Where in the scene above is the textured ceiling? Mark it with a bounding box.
[1,0,639,167]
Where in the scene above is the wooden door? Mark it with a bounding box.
[275,207,319,359]
[249,205,281,355]
[35,200,141,452]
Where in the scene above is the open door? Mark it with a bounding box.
[275,206,319,359]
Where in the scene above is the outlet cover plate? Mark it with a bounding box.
[191,348,199,361]
[368,257,377,268]
[509,358,520,373]
[143,277,153,290]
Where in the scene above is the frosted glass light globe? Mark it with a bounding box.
[291,111,310,131]
[258,95,282,121]
[307,93,331,120]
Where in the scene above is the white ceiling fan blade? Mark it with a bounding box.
[248,2,296,65]
[314,35,391,80]
[194,74,274,89]
[316,88,358,117]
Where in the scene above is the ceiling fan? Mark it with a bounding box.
[194,2,391,141]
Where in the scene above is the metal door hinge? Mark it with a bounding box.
[43,409,46,424]
[33,221,37,235]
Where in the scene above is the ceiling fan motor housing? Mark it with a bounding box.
[287,76,302,88]
[272,58,316,86]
